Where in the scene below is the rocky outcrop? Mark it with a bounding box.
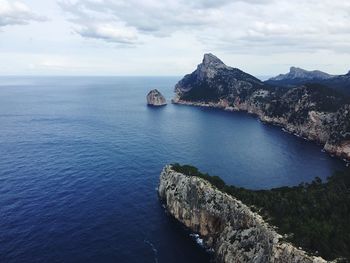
[147,89,167,106]
[159,165,327,263]
[173,54,350,161]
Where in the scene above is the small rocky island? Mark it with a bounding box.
[159,164,328,263]
[146,89,167,106]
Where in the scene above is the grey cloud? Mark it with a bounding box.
[59,0,350,54]
[76,23,139,44]
[0,0,47,28]
[59,0,225,38]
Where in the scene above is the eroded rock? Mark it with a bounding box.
[147,89,167,106]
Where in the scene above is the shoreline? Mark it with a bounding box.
[172,99,350,164]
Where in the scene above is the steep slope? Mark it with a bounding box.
[322,72,350,96]
[173,54,350,161]
[174,53,265,102]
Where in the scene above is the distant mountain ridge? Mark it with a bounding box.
[266,67,350,95]
[268,67,333,81]
[174,53,350,161]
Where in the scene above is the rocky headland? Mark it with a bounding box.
[159,165,328,263]
[173,54,350,161]
[147,89,167,106]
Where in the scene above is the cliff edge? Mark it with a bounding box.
[159,165,327,263]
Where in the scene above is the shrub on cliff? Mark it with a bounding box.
[172,163,225,190]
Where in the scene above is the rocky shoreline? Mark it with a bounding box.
[159,165,328,263]
[172,98,350,163]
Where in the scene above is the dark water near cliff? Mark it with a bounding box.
[0,76,346,263]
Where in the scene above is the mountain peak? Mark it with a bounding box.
[290,66,305,73]
[196,53,230,80]
[202,53,225,66]
[174,53,263,99]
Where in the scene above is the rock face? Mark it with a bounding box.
[159,165,327,263]
[174,53,264,102]
[174,54,350,161]
[147,89,167,106]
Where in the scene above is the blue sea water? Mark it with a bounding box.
[0,76,346,263]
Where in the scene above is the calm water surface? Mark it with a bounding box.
[0,77,345,263]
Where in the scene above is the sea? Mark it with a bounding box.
[0,76,346,263]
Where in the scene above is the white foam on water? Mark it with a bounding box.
[282,128,289,133]
[190,233,204,247]
[144,239,159,263]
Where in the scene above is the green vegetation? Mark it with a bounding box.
[303,83,350,112]
[171,163,350,261]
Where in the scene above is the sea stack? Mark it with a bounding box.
[146,89,167,106]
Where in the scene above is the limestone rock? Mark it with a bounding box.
[147,89,167,106]
[159,165,328,263]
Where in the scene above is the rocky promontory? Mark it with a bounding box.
[147,89,167,106]
[159,165,327,263]
[173,54,350,161]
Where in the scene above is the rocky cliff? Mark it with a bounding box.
[173,54,350,161]
[159,165,327,263]
[147,89,167,106]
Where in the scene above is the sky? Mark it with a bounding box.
[1,0,350,76]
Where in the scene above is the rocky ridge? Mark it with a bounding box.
[268,67,333,82]
[158,165,327,263]
[173,54,350,161]
[266,68,350,96]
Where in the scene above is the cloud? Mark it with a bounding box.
[58,0,350,53]
[76,23,139,44]
[199,0,350,54]
[58,0,224,44]
[0,0,47,27]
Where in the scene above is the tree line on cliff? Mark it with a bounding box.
[171,163,350,262]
